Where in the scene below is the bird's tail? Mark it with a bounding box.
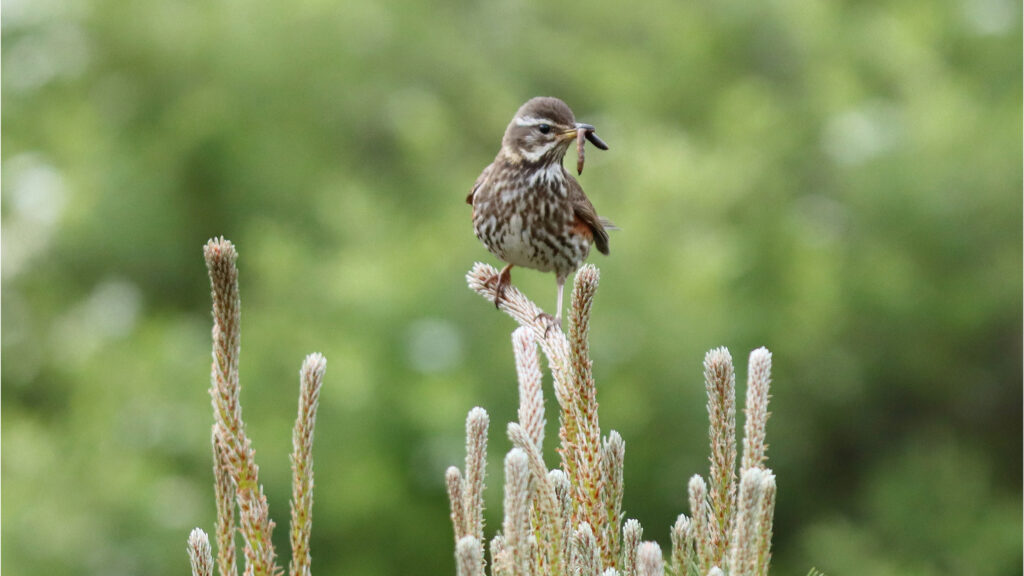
[599,216,621,231]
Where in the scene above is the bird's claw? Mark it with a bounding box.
[534,312,561,338]
[487,267,513,309]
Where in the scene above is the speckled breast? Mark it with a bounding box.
[473,166,591,277]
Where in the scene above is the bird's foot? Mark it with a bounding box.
[486,265,514,309]
[534,312,561,338]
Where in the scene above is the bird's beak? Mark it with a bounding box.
[574,122,609,150]
[560,125,584,139]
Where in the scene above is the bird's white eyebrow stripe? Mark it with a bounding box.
[515,116,553,127]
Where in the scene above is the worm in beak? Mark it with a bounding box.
[573,123,609,175]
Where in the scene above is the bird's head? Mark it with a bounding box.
[500,97,607,166]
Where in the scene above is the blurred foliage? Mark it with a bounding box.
[2,0,1021,575]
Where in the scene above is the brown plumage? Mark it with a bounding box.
[467,96,615,326]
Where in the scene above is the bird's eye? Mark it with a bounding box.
[538,124,551,134]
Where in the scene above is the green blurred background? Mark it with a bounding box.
[3,0,1021,574]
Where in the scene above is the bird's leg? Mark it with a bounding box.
[555,275,566,325]
[535,275,566,337]
[488,263,514,309]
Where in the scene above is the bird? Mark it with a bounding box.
[467,96,615,329]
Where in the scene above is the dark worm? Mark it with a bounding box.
[586,131,608,151]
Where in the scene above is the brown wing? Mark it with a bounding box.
[467,163,494,205]
[565,174,610,255]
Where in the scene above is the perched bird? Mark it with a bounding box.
[467,96,615,328]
